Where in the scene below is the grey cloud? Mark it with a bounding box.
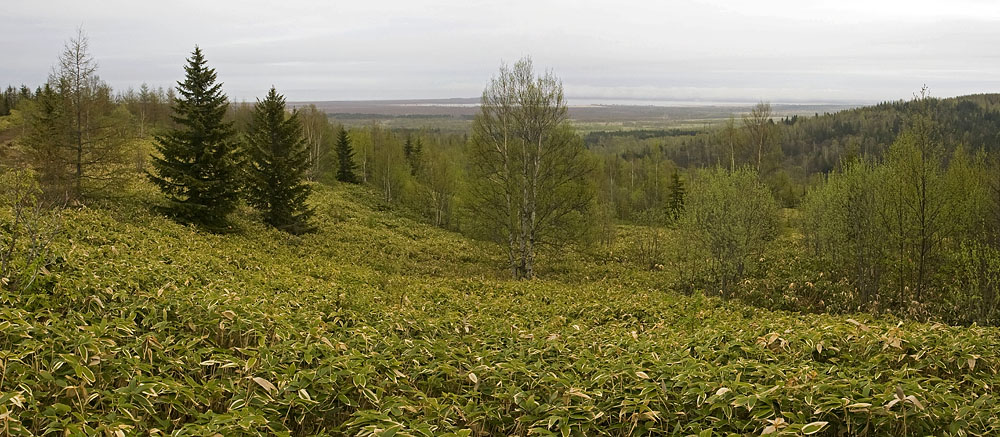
[4,0,1000,102]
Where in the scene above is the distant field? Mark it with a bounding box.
[290,98,858,132]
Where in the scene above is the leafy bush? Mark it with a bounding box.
[800,142,998,323]
[800,160,885,309]
[0,169,61,294]
[679,167,779,295]
[938,241,1000,325]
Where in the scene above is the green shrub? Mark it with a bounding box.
[0,169,61,294]
[939,241,1000,325]
[800,144,996,322]
[800,160,886,309]
[679,167,779,295]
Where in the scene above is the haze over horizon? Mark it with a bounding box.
[5,0,1000,105]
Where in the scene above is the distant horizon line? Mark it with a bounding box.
[287,96,878,107]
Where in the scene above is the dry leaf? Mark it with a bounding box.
[253,377,276,393]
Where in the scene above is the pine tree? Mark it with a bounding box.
[404,136,423,176]
[403,135,413,161]
[335,127,358,183]
[667,171,685,221]
[243,87,314,234]
[22,84,72,194]
[148,46,240,230]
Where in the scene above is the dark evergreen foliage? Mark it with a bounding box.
[22,84,71,192]
[403,135,423,175]
[335,127,358,183]
[667,171,685,220]
[243,87,314,234]
[0,85,32,116]
[403,136,413,159]
[148,47,241,230]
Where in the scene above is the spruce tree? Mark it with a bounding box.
[149,46,240,230]
[23,84,72,194]
[403,135,413,161]
[404,136,423,176]
[667,171,685,221]
[244,87,314,234]
[335,127,358,183]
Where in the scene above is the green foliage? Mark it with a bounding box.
[941,241,1000,325]
[800,159,884,307]
[403,135,423,176]
[294,104,337,182]
[46,28,133,197]
[243,87,315,234]
[666,171,685,221]
[17,47,132,199]
[3,181,1000,435]
[8,44,1000,435]
[679,167,780,294]
[592,147,680,223]
[415,144,460,228]
[743,102,780,174]
[0,85,32,117]
[19,84,72,194]
[631,219,666,272]
[799,110,998,323]
[583,93,1000,215]
[3,33,142,199]
[117,83,173,138]
[0,169,61,294]
[148,46,241,230]
[880,108,947,301]
[335,127,358,183]
[467,57,596,279]
[363,124,411,204]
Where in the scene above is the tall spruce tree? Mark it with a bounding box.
[403,136,413,158]
[404,135,423,176]
[667,171,685,221]
[22,84,72,194]
[148,46,240,230]
[335,127,358,183]
[244,87,314,234]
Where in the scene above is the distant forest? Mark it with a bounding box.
[583,94,1000,209]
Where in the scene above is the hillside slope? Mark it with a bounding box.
[586,93,1000,179]
[3,183,1000,435]
[775,93,1000,173]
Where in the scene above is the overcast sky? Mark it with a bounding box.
[4,0,1000,104]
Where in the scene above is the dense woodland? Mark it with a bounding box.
[3,29,1000,435]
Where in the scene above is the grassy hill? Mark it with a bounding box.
[4,182,1000,435]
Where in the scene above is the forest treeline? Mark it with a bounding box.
[2,30,999,325]
[586,93,1000,209]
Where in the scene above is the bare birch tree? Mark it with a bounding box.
[467,57,594,279]
[743,102,774,174]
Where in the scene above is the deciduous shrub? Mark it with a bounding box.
[679,167,779,295]
[0,169,61,294]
